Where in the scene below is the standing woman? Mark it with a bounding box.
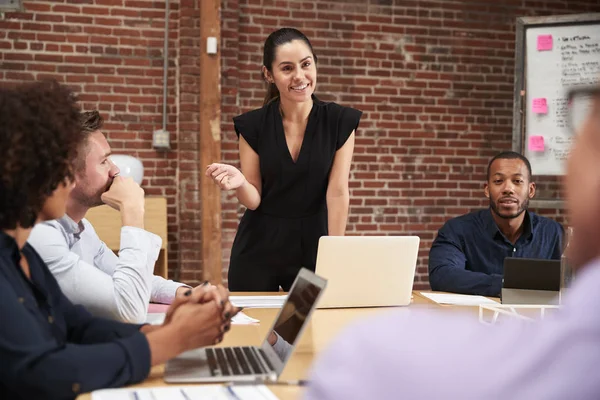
[207,28,362,291]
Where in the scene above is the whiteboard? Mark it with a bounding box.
[523,21,600,175]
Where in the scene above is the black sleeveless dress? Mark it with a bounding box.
[228,96,362,291]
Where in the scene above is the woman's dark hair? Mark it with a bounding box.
[0,80,82,229]
[263,28,317,105]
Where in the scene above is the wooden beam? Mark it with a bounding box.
[199,0,222,284]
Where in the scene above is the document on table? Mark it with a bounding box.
[420,292,499,306]
[145,311,259,325]
[92,384,279,400]
[230,295,287,308]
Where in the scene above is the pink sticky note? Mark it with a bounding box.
[529,136,545,152]
[532,98,548,114]
[537,34,553,51]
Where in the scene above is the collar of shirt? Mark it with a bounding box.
[483,208,534,243]
[0,230,21,266]
[57,215,86,243]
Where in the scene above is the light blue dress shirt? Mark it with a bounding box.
[28,215,186,323]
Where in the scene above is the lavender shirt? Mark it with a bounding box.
[305,258,600,400]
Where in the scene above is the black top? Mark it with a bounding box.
[0,231,150,400]
[228,96,362,290]
[233,96,362,217]
[428,209,564,297]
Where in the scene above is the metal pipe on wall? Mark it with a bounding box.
[162,0,169,133]
[152,0,171,150]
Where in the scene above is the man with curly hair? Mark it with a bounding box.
[28,111,196,323]
[0,80,238,400]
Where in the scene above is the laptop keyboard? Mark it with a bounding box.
[206,346,273,377]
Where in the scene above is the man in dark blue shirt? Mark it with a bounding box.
[428,151,563,297]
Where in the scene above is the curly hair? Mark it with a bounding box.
[0,80,82,230]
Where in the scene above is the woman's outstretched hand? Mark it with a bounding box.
[205,163,246,190]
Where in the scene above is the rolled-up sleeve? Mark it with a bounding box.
[29,222,159,323]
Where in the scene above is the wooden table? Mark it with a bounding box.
[77,291,478,399]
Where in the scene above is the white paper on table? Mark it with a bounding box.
[231,311,259,324]
[420,292,499,306]
[230,295,287,308]
[145,313,165,325]
[92,384,279,400]
[145,311,259,326]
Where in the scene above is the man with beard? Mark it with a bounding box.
[427,151,563,296]
[28,111,192,323]
[305,85,600,399]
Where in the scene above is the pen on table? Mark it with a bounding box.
[226,379,309,387]
[226,385,242,400]
[180,388,192,400]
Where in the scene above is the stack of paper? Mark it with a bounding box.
[145,311,259,326]
[420,292,499,306]
[231,312,260,324]
[230,295,287,308]
[92,384,279,400]
[148,303,169,313]
[145,313,166,325]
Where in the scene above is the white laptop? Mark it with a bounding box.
[315,236,420,308]
[164,268,327,383]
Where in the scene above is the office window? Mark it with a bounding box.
[0,0,21,11]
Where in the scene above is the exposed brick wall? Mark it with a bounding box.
[219,0,599,289]
[1,1,597,289]
[0,0,186,280]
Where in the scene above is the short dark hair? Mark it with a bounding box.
[80,110,103,133]
[74,110,104,171]
[262,28,317,105]
[0,80,82,229]
[487,151,533,181]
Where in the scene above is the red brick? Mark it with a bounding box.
[35,14,64,23]
[52,5,81,13]
[25,2,52,12]
[4,12,34,21]
[22,22,52,31]
[7,0,589,285]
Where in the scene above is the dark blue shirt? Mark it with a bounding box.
[428,209,563,297]
[0,231,151,400]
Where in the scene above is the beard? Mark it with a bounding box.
[72,178,114,208]
[490,196,529,220]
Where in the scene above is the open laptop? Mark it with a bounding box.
[164,268,327,383]
[501,258,560,305]
[315,236,420,308]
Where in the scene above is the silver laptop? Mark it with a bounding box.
[164,268,327,383]
[315,236,420,308]
[501,258,560,305]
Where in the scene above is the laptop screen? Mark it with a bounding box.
[503,258,561,291]
[262,272,324,364]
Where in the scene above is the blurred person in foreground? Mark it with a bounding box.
[305,85,600,400]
